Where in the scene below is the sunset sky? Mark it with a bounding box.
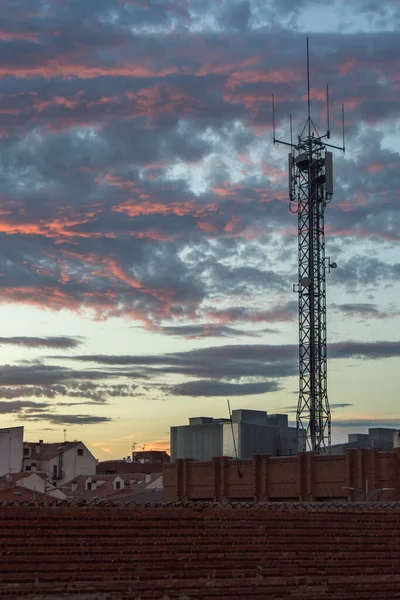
[0,0,400,460]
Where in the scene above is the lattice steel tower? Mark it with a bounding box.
[272,39,345,453]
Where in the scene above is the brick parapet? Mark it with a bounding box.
[165,448,400,503]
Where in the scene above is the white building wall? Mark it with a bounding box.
[222,423,240,458]
[0,427,23,476]
[42,443,96,485]
[14,473,46,494]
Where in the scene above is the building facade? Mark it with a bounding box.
[0,427,24,476]
[22,440,96,486]
[132,450,170,464]
[0,472,66,499]
[170,410,302,463]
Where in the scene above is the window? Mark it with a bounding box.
[87,482,92,490]
[26,466,31,471]
[52,465,58,479]
[115,481,121,490]
[23,448,30,457]
[77,448,83,456]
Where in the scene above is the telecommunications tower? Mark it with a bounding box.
[272,39,345,453]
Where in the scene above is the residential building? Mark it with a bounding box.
[0,472,66,499]
[97,460,165,475]
[22,440,96,486]
[132,450,170,464]
[330,428,399,454]
[170,409,303,463]
[0,486,47,502]
[0,426,23,476]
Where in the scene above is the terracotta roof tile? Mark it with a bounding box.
[24,441,80,461]
[2,500,400,509]
[0,486,46,502]
[59,473,163,500]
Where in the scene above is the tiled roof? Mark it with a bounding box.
[24,441,80,461]
[2,500,400,509]
[96,460,165,474]
[59,473,163,500]
[108,488,164,504]
[0,486,46,502]
[0,471,48,484]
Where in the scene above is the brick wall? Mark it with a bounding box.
[164,448,400,502]
[1,503,400,599]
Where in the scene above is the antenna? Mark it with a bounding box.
[290,113,293,147]
[326,84,330,138]
[342,103,345,152]
[306,36,311,136]
[272,38,345,454]
[272,94,276,144]
[227,399,243,478]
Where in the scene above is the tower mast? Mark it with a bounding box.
[272,39,345,453]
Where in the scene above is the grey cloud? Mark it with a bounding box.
[0,2,399,333]
[22,413,113,425]
[0,364,148,387]
[0,336,82,349]
[331,257,400,291]
[333,303,400,320]
[330,341,400,361]
[163,379,279,397]
[0,382,139,403]
[54,340,400,400]
[156,324,277,338]
[0,400,48,414]
[334,418,400,428]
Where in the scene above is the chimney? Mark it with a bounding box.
[39,440,43,444]
[145,474,152,484]
[124,480,130,491]
[71,480,77,492]
[394,431,400,449]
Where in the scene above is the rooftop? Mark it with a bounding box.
[0,472,48,485]
[59,473,163,501]
[24,441,81,460]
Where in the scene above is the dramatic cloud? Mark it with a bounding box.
[0,0,398,330]
[0,0,399,431]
